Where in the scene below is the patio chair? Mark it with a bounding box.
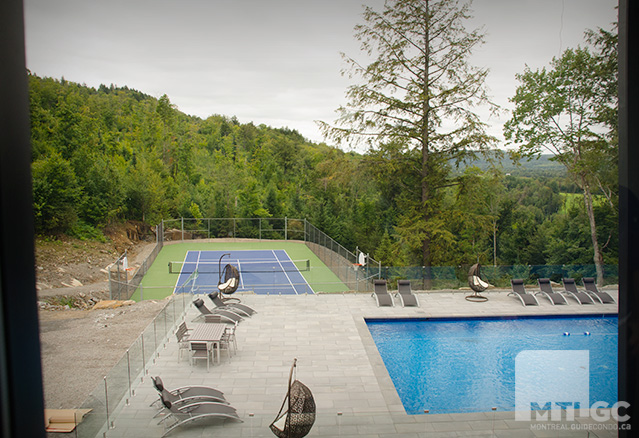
[509,279,539,306]
[582,277,616,304]
[466,263,489,302]
[151,376,227,408]
[175,322,191,362]
[190,342,213,371]
[536,278,568,305]
[395,280,419,307]
[192,298,243,324]
[216,328,235,363]
[207,291,256,316]
[562,278,596,305]
[158,393,242,437]
[270,358,315,438]
[372,279,394,307]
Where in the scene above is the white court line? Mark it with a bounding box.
[235,258,246,290]
[271,250,298,294]
[271,249,315,295]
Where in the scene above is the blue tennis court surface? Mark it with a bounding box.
[173,250,314,295]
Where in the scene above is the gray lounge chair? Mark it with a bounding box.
[192,298,243,324]
[158,393,242,437]
[151,377,228,417]
[207,291,256,316]
[509,279,539,306]
[151,376,226,406]
[395,280,419,307]
[562,278,596,305]
[582,277,616,304]
[372,280,394,307]
[536,278,568,305]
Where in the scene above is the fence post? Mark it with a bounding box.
[259,218,262,240]
[285,217,288,241]
[181,217,184,241]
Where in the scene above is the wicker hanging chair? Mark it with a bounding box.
[270,359,316,438]
[218,264,240,295]
[216,253,240,298]
[466,263,489,302]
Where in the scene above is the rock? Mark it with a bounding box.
[36,281,51,291]
[92,300,135,310]
[70,278,83,287]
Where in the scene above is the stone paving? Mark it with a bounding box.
[102,288,619,438]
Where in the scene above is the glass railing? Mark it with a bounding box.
[379,264,619,290]
[74,293,190,438]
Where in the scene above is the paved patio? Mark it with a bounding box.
[103,288,619,438]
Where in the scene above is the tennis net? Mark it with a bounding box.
[175,268,200,293]
[168,259,311,274]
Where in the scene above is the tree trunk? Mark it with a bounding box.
[582,175,605,286]
[421,0,431,279]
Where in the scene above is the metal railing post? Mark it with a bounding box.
[104,376,112,430]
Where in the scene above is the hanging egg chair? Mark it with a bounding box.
[466,263,489,302]
[216,253,240,302]
[270,359,316,438]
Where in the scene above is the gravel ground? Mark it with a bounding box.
[37,242,168,411]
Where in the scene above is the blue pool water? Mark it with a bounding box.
[366,315,618,415]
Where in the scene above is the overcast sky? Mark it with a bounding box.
[24,0,618,150]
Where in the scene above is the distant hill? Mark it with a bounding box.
[459,151,566,177]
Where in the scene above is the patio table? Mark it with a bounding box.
[188,323,226,364]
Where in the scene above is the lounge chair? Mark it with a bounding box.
[151,376,226,406]
[509,279,539,306]
[536,278,568,305]
[207,291,256,316]
[582,277,616,304]
[562,278,596,305]
[192,298,243,324]
[372,280,394,307]
[158,393,242,437]
[395,280,419,307]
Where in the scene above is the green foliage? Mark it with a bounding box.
[28,56,617,271]
[68,221,108,242]
[503,23,618,283]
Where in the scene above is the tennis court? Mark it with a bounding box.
[172,249,314,295]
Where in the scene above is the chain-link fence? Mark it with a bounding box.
[109,218,382,297]
[108,221,164,300]
[109,218,617,298]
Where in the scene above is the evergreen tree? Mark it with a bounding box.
[321,0,498,270]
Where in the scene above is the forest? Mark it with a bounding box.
[27,1,618,277]
[28,72,617,270]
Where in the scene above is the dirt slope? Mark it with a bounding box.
[36,223,168,412]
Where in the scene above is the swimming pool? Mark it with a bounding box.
[366,315,618,415]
